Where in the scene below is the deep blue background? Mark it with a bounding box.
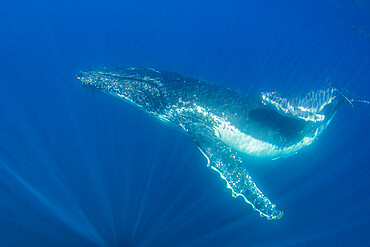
[0,0,369,246]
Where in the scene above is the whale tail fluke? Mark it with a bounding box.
[327,80,370,107]
[330,84,369,107]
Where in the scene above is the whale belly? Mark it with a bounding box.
[217,124,316,159]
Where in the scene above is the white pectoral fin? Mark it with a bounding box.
[189,124,283,220]
[261,87,342,122]
[207,154,283,220]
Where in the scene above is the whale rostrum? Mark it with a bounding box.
[77,67,368,220]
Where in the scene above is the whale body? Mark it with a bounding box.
[77,67,359,220]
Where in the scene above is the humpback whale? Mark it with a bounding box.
[77,67,368,220]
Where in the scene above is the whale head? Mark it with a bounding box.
[77,68,166,113]
[77,68,128,93]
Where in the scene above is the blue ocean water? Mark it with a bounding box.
[0,0,369,246]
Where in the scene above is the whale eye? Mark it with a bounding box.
[249,108,307,141]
